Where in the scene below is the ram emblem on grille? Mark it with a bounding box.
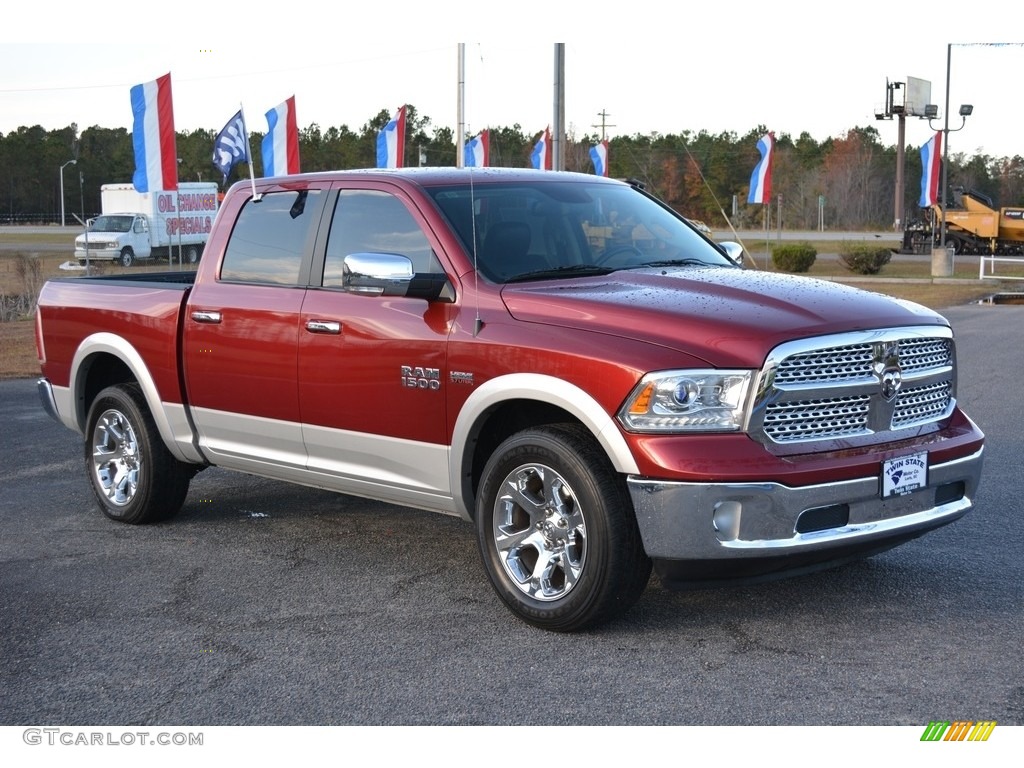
[878,342,903,402]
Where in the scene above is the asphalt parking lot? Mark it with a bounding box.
[0,304,1022,728]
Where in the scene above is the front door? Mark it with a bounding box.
[297,185,455,504]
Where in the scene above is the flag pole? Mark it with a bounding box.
[763,204,769,269]
[174,189,181,269]
[239,103,258,200]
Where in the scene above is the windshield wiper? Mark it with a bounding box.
[628,258,715,269]
[505,264,616,282]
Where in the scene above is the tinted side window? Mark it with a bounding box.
[323,189,439,287]
[221,190,321,285]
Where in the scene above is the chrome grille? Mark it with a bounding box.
[751,327,956,449]
[763,395,871,441]
[893,381,954,428]
[774,344,874,384]
[898,338,952,373]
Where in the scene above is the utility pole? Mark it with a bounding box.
[457,43,465,168]
[552,44,565,171]
[592,110,616,141]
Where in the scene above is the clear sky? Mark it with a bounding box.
[2,2,1021,160]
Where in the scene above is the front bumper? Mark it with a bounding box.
[74,245,119,261]
[628,445,984,586]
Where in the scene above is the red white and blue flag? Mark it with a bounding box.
[465,130,489,167]
[747,132,775,204]
[377,105,407,168]
[589,140,609,177]
[130,72,178,193]
[261,96,300,177]
[919,131,943,207]
[530,126,551,171]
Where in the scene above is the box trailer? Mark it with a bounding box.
[75,182,220,266]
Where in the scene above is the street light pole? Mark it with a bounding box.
[59,159,77,227]
[925,43,972,276]
[940,43,952,251]
[926,99,972,251]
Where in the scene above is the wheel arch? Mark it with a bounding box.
[70,333,199,464]
[450,373,639,521]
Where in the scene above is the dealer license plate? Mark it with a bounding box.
[882,452,928,498]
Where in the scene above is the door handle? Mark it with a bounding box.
[190,310,222,323]
[305,320,341,335]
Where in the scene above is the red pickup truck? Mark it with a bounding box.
[35,168,985,631]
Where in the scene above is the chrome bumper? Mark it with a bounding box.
[628,447,984,565]
[37,378,61,424]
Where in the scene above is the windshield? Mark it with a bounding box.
[426,180,734,282]
[89,215,134,233]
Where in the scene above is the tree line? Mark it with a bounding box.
[2,104,1022,231]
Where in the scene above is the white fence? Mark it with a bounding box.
[979,253,1024,280]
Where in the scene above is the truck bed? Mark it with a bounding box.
[36,272,196,413]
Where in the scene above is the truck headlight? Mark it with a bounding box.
[617,370,753,432]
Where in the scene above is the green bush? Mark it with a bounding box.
[771,243,817,273]
[839,244,893,275]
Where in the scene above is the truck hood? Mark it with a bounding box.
[75,232,124,244]
[500,267,946,368]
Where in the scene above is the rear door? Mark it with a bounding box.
[183,183,328,473]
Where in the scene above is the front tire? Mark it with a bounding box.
[119,248,134,267]
[85,384,193,524]
[476,424,651,632]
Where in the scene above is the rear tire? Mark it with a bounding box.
[184,246,200,264]
[84,384,193,524]
[475,424,651,632]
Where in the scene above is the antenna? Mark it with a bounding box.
[469,169,483,337]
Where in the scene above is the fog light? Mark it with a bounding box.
[713,501,742,541]
[935,481,965,506]
[796,504,849,534]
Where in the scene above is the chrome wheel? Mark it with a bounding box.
[492,462,587,601]
[84,384,193,524]
[90,408,141,506]
[476,425,651,631]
